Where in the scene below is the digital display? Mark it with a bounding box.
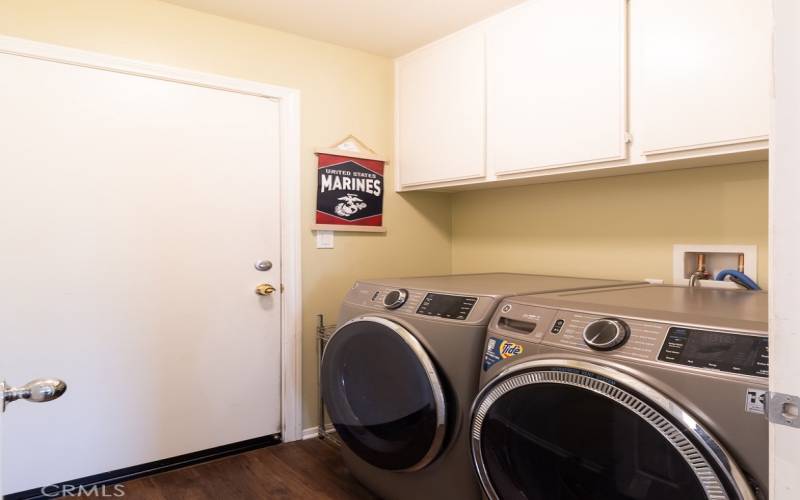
[416,293,478,321]
[658,327,768,377]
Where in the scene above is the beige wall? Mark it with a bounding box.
[0,0,452,428]
[452,162,769,287]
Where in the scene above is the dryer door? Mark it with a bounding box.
[321,316,447,471]
[471,360,755,500]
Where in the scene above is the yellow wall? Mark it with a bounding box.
[452,162,769,287]
[0,0,452,428]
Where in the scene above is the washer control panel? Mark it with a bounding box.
[658,327,769,378]
[416,293,478,321]
[583,318,630,351]
[541,312,668,361]
[490,301,768,379]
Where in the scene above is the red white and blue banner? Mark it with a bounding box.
[315,152,385,230]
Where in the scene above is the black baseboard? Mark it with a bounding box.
[5,433,282,500]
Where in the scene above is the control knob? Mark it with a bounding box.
[383,289,409,310]
[582,318,630,351]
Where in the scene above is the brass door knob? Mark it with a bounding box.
[255,283,277,296]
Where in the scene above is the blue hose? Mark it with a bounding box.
[716,270,761,290]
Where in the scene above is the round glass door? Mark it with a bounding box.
[321,316,446,471]
[471,362,751,500]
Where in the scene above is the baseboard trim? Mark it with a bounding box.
[4,434,281,500]
[301,424,335,440]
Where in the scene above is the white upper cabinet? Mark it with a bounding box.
[636,0,771,155]
[393,0,770,191]
[486,0,627,175]
[396,29,486,188]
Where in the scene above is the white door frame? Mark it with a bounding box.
[769,1,800,497]
[0,36,304,442]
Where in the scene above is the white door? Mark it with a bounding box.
[486,0,627,175]
[0,48,283,494]
[0,400,2,495]
[770,1,800,497]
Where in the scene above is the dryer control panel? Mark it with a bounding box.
[344,283,498,324]
[416,293,478,321]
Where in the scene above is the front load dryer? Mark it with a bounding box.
[472,284,768,500]
[321,273,640,500]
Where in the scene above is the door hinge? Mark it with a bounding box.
[767,392,800,428]
[624,132,633,144]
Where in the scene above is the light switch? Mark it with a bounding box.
[316,230,334,249]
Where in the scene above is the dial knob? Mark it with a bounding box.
[582,318,629,351]
[383,289,409,310]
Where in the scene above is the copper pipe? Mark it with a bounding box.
[696,253,707,272]
[689,253,710,287]
[738,254,745,273]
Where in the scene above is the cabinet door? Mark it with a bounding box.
[637,0,770,155]
[487,0,627,175]
[396,29,485,188]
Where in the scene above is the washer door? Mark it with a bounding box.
[471,360,755,500]
[321,316,446,471]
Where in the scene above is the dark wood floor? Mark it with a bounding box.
[78,439,377,500]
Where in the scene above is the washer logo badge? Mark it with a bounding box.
[483,337,524,371]
[500,341,523,358]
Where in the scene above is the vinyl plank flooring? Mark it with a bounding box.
[249,446,335,498]
[269,441,369,499]
[68,439,376,500]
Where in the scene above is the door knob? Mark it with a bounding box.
[255,283,277,296]
[2,378,67,412]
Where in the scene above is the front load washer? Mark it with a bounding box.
[321,273,641,500]
[472,284,768,500]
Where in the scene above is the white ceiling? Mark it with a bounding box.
[163,0,525,56]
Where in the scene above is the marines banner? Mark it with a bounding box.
[314,148,385,231]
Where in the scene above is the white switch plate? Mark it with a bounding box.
[316,230,334,249]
